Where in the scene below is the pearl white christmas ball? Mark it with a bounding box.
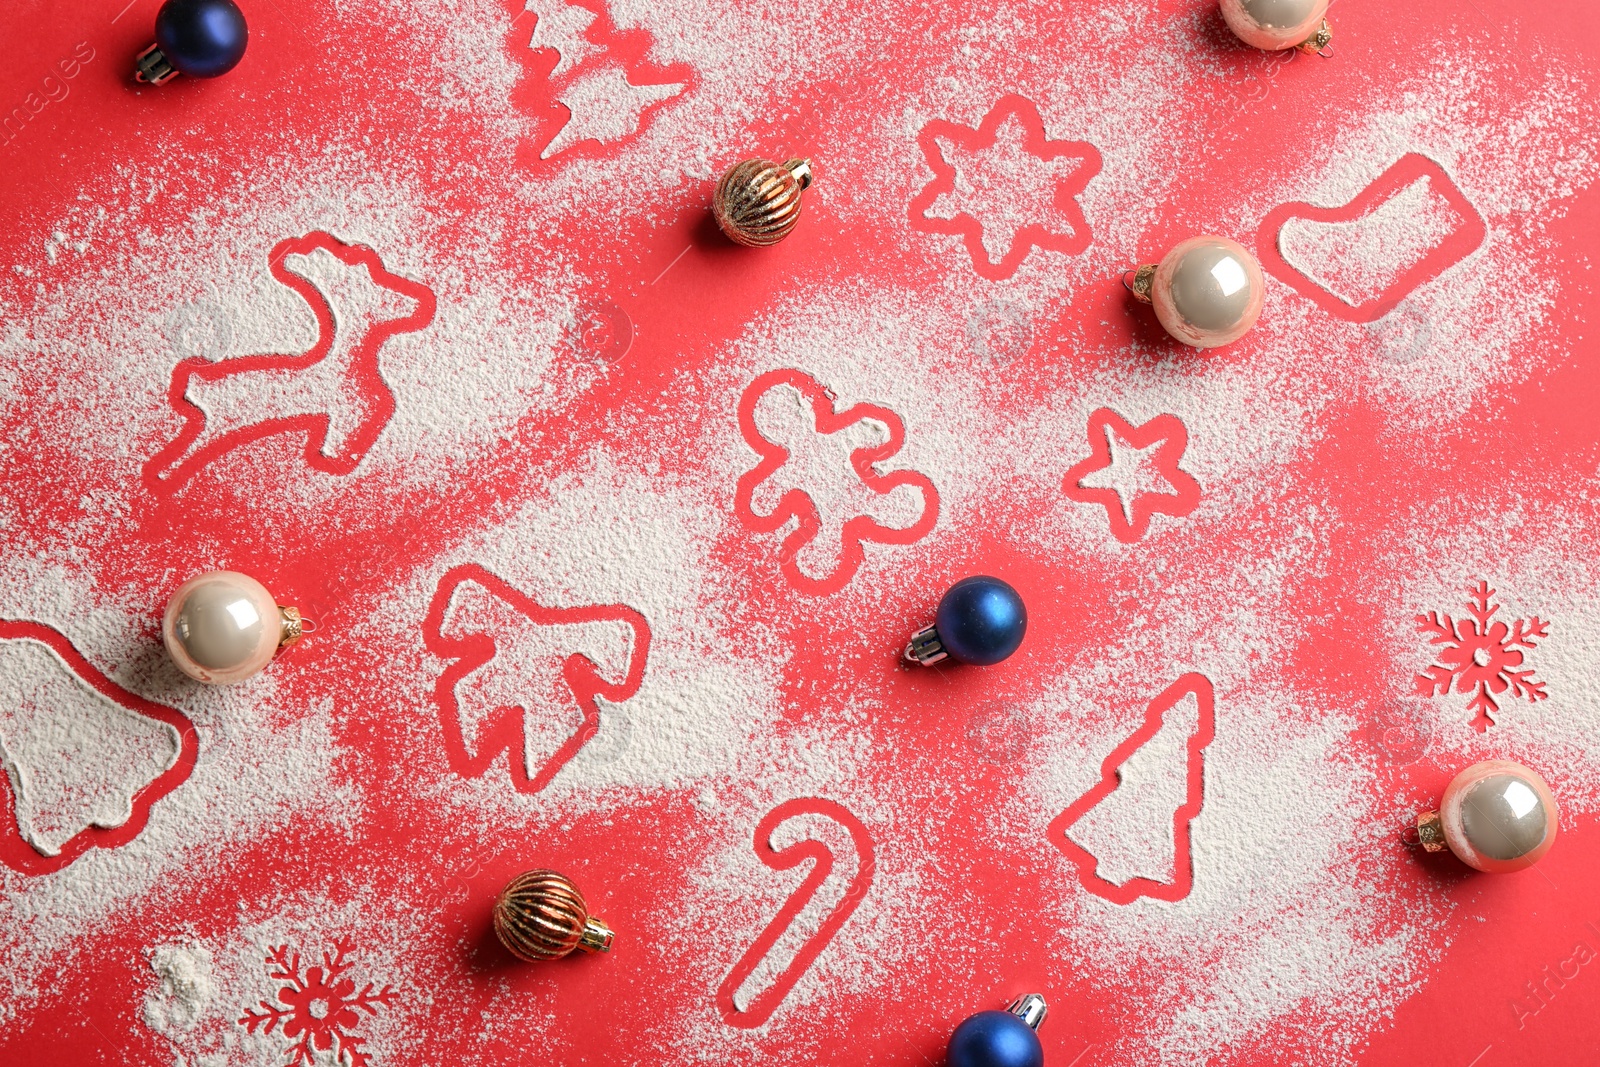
[162,570,289,684]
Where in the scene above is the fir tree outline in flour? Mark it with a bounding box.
[144,232,437,493]
[1257,153,1486,322]
[735,368,940,596]
[423,563,651,793]
[509,0,694,169]
[1062,408,1200,543]
[1048,674,1215,905]
[909,94,1102,281]
[0,620,197,876]
[1415,580,1549,732]
[238,939,397,1067]
[716,797,875,1029]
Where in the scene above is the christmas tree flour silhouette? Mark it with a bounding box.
[1049,674,1215,905]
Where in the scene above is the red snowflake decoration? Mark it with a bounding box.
[239,939,398,1067]
[1415,580,1549,732]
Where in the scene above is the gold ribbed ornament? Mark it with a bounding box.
[493,869,615,962]
[712,156,814,247]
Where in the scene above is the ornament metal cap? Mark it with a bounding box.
[278,605,305,649]
[1007,993,1048,1030]
[1123,263,1157,303]
[578,915,615,953]
[135,44,178,85]
[905,624,947,666]
[1416,809,1448,852]
[1297,19,1334,56]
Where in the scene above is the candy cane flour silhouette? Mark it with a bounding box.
[716,798,875,1029]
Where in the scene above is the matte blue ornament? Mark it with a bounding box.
[947,994,1047,1067]
[136,0,249,85]
[905,575,1027,666]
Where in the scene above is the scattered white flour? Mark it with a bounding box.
[1062,690,1199,888]
[1237,48,1600,426]
[0,637,179,856]
[349,447,791,814]
[746,380,931,582]
[1277,175,1469,309]
[0,1,1596,1066]
[144,943,218,1033]
[140,894,425,1067]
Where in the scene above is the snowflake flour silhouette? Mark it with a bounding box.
[909,94,1101,280]
[1415,580,1549,732]
[238,940,398,1067]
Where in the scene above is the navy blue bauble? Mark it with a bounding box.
[155,0,249,78]
[947,1009,1044,1067]
[934,576,1026,666]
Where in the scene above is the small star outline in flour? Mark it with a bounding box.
[1063,408,1200,542]
[909,94,1102,280]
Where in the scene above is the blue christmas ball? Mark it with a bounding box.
[934,576,1026,666]
[155,0,249,79]
[947,1009,1044,1067]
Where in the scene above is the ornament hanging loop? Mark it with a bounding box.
[1123,264,1157,303]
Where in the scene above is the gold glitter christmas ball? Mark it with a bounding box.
[493,869,615,962]
[712,156,814,247]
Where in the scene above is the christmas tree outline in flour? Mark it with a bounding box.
[509,0,694,169]
[423,564,651,793]
[144,232,437,493]
[736,368,939,596]
[0,620,197,875]
[1049,673,1215,905]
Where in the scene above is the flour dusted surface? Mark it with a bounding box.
[1,1,1598,1066]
